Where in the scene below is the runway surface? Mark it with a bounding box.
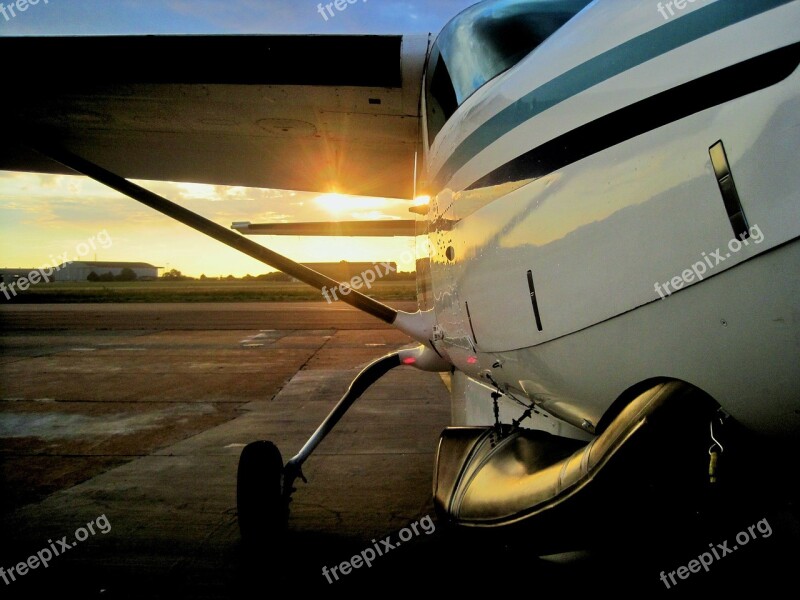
[1,303,797,597]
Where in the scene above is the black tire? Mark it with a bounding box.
[237,440,287,546]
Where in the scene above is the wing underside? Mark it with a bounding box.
[0,34,429,199]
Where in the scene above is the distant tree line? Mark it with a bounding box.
[198,272,294,282]
[84,268,416,282]
[197,271,416,282]
[161,268,191,281]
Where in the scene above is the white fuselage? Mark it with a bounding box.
[422,0,800,437]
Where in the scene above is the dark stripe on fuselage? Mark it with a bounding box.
[466,43,800,191]
[431,0,796,190]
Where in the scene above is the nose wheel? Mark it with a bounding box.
[236,440,288,545]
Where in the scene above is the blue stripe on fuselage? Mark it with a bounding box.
[431,0,796,191]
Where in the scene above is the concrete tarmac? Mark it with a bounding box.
[1,303,797,597]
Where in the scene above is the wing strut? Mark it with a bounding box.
[30,141,398,324]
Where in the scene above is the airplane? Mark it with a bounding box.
[1,0,798,556]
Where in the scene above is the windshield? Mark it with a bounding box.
[425,0,592,145]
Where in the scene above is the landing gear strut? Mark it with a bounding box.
[236,351,402,543]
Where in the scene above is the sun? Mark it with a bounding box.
[314,193,390,216]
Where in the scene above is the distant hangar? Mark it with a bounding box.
[55,261,161,281]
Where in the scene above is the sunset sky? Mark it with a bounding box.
[0,1,477,277]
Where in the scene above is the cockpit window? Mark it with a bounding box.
[425,0,592,145]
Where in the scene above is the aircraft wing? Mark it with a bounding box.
[0,34,429,199]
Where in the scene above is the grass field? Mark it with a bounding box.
[1,280,419,303]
